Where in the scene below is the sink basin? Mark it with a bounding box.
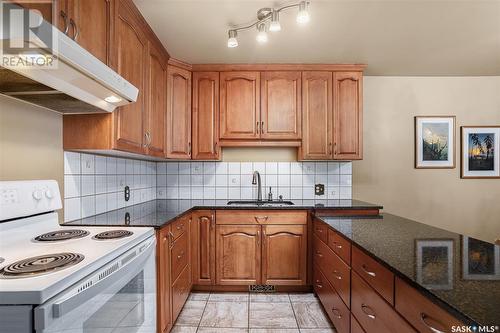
[226,200,295,206]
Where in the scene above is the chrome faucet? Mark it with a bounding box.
[252,171,262,202]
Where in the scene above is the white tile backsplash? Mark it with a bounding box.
[64,152,353,222]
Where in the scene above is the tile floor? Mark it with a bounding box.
[171,292,336,333]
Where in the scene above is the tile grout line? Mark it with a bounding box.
[288,292,302,331]
[196,291,211,333]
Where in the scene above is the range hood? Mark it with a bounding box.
[0,3,138,113]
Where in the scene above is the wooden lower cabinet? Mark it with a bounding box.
[216,225,261,285]
[191,210,216,285]
[157,227,172,333]
[262,225,307,285]
[171,264,191,321]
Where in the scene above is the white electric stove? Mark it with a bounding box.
[0,180,156,333]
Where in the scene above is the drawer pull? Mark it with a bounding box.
[177,251,184,260]
[361,304,376,319]
[361,264,376,277]
[176,224,184,230]
[315,283,323,289]
[331,307,342,319]
[332,270,342,280]
[254,216,269,223]
[420,313,446,333]
[333,241,342,249]
[315,228,323,233]
[315,251,323,258]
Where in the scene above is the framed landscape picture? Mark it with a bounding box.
[415,116,456,168]
[462,236,500,280]
[416,239,454,290]
[461,126,500,178]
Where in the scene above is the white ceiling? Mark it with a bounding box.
[134,0,500,75]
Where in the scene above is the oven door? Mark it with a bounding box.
[34,236,156,333]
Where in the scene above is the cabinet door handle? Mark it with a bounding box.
[214,141,218,153]
[332,270,342,280]
[60,11,69,35]
[334,142,337,154]
[143,132,149,148]
[315,250,323,258]
[361,304,376,319]
[210,214,215,228]
[332,241,342,249]
[257,230,260,245]
[331,308,342,319]
[420,313,446,333]
[361,264,376,277]
[69,18,78,41]
[188,142,192,155]
[256,121,260,134]
[261,121,264,133]
[328,142,333,155]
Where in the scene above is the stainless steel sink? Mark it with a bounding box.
[226,200,295,206]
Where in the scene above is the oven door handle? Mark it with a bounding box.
[34,236,155,330]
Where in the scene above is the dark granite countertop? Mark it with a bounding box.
[318,214,500,326]
[63,199,382,229]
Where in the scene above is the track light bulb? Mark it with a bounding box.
[256,23,268,43]
[297,1,310,24]
[269,10,281,32]
[227,30,238,48]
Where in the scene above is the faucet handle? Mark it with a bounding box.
[278,195,283,201]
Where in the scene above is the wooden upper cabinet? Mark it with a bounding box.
[220,72,260,140]
[112,1,147,154]
[145,43,167,157]
[333,71,363,160]
[166,65,192,159]
[191,210,216,285]
[262,224,307,285]
[216,225,261,285]
[67,0,112,64]
[299,71,333,160]
[260,71,302,140]
[192,72,220,160]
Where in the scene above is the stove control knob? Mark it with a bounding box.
[32,190,43,201]
[45,189,54,199]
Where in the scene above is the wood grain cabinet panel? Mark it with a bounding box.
[171,264,191,323]
[262,225,307,285]
[260,71,302,140]
[333,72,363,160]
[216,225,261,285]
[351,272,416,333]
[191,210,216,285]
[170,231,189,283]
[216,210,307,225]
[352,246,394,305]
[112,1,147,154]
[145,42,167,157]
[395,277,464,332]
[166,65,192,158]
[220,72,260,140]
[157,228,172,333]
[299,71,333,159]
[327,228,351,264]
[170,215,189,240]
[192,72,220,160]
[313,219,328,244]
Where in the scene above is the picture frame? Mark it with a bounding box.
[461,126,500,179]
[415,116,456,169]
[462,236,500,280]
[416,239,454,290]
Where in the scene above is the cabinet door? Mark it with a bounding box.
[261,71,302,140]
[166,66,192,159]
[69,0,112,63]
[112,1,147,154]
[262,225,307,285]
[191,210,216,285]
[145,43,167,157]
[192,72,220,160]
[333,72,363,160]
[220,72,260,140]
[11,0,65,31]
[157,228,172,333]
[300,71,333,160]
[216,225,261,285]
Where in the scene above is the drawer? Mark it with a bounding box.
[313,234,351,307]
[313,265,350,333]
[172,264,191,322]
[327,228,351,264]
[395,277,464,332]
[351,272,415,333]
[352,245,394,304]
[313,218,328,243]
[170,215,189,240]
[351,314,366,333]
[216,210,307,225]
[171,231,189,282]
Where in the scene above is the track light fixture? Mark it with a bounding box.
[226,1,310,48]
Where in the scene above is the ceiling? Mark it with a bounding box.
[134,0,500,76]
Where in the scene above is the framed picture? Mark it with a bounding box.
[415,116,456,168]
[416,239,454,290]
[462,236,500,280]
[461,126,500,178]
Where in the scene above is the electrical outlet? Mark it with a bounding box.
[315,184,325,195]
[124,186,130,202]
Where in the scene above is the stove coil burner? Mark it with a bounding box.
[34,229,90,242]
[0,253,84,279]
[94,230,133,240]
